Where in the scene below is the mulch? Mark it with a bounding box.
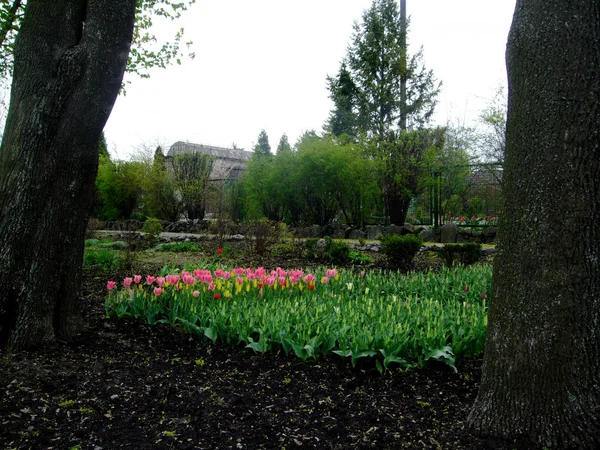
[0,264,533,450]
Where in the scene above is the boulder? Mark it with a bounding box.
[348,229,366,240]
[419,228,437,243]
[386,224,404,236]
[366,226,383,240]
[440,222,459,243]
[402,223,415,234]
[482,226,498,243]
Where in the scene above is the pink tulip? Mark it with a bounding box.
[326,268,338,278]
[123,277,132,287]
[304,274,316,283]
[481,292,487,299]
[321,276,330,284]
[107,281,116,290]
[146,275,155,285]
[166,274,180,285]
[463,285,469,292]
[193,290,200,297]
[153,287,162,296]
[133,275,142,284]
[157,277,166,287]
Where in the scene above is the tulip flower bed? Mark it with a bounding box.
[105,265,490,371]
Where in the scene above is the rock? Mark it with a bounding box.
[386,224,403,236]
[230,234,245,241]
[440,222,459,243]
[482,226,498,243]
[482,247,497,256]
[366,226,383,240]
[348,229,366,240]
[419,228,437,243]
[402,223,415,234]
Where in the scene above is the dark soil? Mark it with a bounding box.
[0,249,532,450]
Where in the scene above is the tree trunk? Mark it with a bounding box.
[0,0,136,349]
[467,1,600,447]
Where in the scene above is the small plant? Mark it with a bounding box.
[349,251,373,265]
[326,238,350,264]
[83,249,120,270]
[358,236,366,247]
[379,234,423,270]
[143,217,163,247]
[253,219,283,255]
[438,242,482,267]
[154,242,200,253]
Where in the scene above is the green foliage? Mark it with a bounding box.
[276,133,292,154]
[171,151,214,220]
[83,249,120,271]
[106,265,490,369]
[0,1,196,81]
[143,146,179,221]
[154,242,200,252]
[379,234,423,269]
[438,243,482,267]
[253,129,272,157]
[326,238,350,265]
[95,156,146,220]
[143,217,163,246]
[328,0,440,138]
[349,251,373,265]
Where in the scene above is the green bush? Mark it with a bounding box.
[326,238,350,265]
[83,249,120,270]
[438,242,482,267]
[154,242,200,253]
[380,234,423,270]
[143,218,163,247]
[349,251,373,265]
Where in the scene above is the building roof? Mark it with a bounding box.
[167,141,252,161]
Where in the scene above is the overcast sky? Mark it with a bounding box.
[103,0,516,159]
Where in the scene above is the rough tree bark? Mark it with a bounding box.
[0,0,136,349]
[467,1,600,447]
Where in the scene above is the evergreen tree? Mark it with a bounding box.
[326,61,359,139]
[253,129,271,157]
[276,133,292,154]
[328,0,440,139]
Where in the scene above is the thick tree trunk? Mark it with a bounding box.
[0,0,136,349]
[467,1,600,447]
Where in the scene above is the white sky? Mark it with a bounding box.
[103,0,516,159]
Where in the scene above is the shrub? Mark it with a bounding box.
[438,242,482,267]
[143,218,163,247]
[349,251,373,265]
[326,238,350,265]
[380,234,423,270]
[83,249,120,270]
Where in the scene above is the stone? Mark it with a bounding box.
[440,222,459,243]
[402,223,415,234]
[419,228,437,243]
[348,229,366,240]
[386,224,403,236]
[366,226,383,240]
[482,226,498,243]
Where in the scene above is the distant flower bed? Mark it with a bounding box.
[444,215,498,226]
[105,265,490,372]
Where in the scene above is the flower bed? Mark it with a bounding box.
[106,265,490,372]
